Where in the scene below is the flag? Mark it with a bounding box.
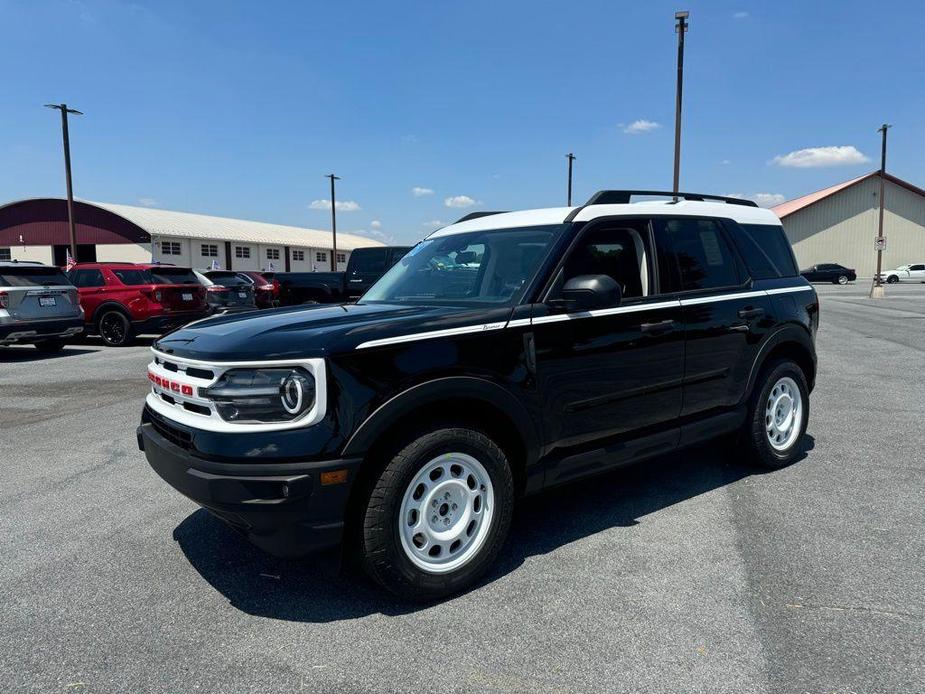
[65,249,77,271]
[210,259,220,270]
[268,261,275,272]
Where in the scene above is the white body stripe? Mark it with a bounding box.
[353,285,813,349]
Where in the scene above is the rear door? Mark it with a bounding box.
[908,263,925,281]
[653,217,774,417]
[0,266,80,320]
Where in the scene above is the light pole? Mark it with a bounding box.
[672,11,689,198]
[870,123,891,299]
[325,173,341,271]
[45,103,83,261]
[566,153,576,206]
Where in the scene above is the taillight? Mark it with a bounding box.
[206,286,228,293]
[0,291,8,309]
[259,284,274,291]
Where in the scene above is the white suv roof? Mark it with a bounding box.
[429,192,781,238]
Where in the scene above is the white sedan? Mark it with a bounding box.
[879,263,925,283]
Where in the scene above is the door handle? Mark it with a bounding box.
[640,319,675,334]
[737,307,764,319]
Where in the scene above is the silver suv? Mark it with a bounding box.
[0,261,84,352]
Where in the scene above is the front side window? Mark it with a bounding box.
[655,218,741,291]
[362,225,564,306]
[70,269,105,288]
[556,222,650,300]
[910,264,924,271]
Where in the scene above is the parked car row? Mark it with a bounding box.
[1,246,412,352]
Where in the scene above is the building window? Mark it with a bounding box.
[266,248,280,260]
[292,250,305,262]
[160,241,181,255]
[315,252,327,263]
[201,244,218,257]
[0,248,10,261]
[336,252,346,264]
[235,246,251,259]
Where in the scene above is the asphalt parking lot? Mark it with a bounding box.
[1,282,923,694]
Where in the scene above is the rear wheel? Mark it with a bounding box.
[744,359,809,469]
[359,427,514,600]
[33,338,66,353]
[835,275,849,284]
[97,310,133,347]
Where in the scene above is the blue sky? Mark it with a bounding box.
[2,0,923,244]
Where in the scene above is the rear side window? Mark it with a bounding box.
[112,269,154,285]
[655,218,741,291]
[0,266,70,287]
[733,224,799,278]
[351,248,389,274]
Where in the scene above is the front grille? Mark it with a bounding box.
[154,356,214,380]
[147,407,194,451]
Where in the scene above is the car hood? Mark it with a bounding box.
[154,302,514,361]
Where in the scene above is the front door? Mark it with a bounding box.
[531,220,685,481]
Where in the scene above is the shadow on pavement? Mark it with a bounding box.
[0,345,97,362]
[173,435,814,622]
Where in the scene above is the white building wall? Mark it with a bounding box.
[152,236,192,268]
[98,242,151,263]
[782,177,925,276]
[189,239,224,270]
[258,244,284,272]
[1,245,54,264]
[230,243,258,271]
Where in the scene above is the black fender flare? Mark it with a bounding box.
[90,301,131,324]
[341,376,541,468]
[743,324,816,400]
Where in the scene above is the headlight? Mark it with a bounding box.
[202,368,315,423]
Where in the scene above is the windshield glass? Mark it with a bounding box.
[360,225,564,306]
[150,268,200,284]
[206,272,250,287]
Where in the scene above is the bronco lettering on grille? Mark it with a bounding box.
[148,370,194,396]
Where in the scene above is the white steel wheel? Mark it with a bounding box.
[765,376,803,451]
[398,452,495,574]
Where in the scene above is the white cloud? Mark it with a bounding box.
[423,220,444,228]
[137,197,158,207]
[370,220,382,229]
[411,186,434,197]
[352,228,394,244]
[622,119,661,135]
[444,195,479,208]
[733,11,749,19]
[727,192,787,208]
[721,159,732,165]
[309,199,361,212]
[771,146,869,168]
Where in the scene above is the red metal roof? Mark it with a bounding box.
[0,198,150,246]
[772,171,925,218]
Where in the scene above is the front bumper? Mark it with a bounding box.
[0,316,84,344]
[137,417,361,557]
[133,311,208,335]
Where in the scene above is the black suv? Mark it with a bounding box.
[138,191,818,599]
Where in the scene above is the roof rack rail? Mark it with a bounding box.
[453,211,508,223]
[584,190,758,207]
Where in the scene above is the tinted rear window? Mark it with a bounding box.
[150,268,200,284]
[735,224,799,278]
[655,218,741,291]
[0,266,71,287]
[351,248,388,273]
[112,269,155,285]
[206,272,249,287]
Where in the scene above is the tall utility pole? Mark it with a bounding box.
[45,103,83,260]
[325,173,340,271]
[566,153,576,206]
[672,11,689,198]
[871,123,891,299]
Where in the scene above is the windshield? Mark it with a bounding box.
[360,225,564,306]
[150,268,200,284]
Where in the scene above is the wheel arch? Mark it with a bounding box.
[745,326,816,399]
[91,301,131,324]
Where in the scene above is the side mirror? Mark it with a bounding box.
[552,274,622,311]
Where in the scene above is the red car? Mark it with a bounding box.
[235,270,279,308]
[66,263,208,346]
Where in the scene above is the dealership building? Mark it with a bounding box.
[0,198,382,271]
[772,171,925,276]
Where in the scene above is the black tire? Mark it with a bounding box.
[33,338,66,353]
[744,359,809,469]
[887,275,899,284]
[835,275,848,285]
[97,310,134,347]
[359,427,514,600]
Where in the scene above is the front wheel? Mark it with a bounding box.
[744,359,809,469]
[359,427,514,600]
[835,274,849,285]
[886,275,899,284]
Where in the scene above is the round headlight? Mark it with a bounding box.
[280,372,311,415]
